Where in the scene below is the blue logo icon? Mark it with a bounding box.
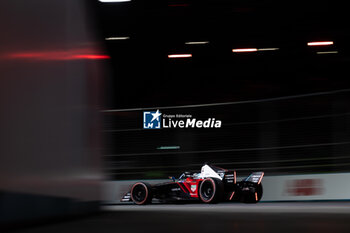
[143,110,162,129]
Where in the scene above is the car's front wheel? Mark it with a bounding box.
[131,182,153,205]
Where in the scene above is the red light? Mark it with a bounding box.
[72,54,111,60]
[307,41,334,46]
[168,54,192,58]
[232,48,258,53]
[4,49,110,61]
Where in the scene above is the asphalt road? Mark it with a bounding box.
[9,202,350,233]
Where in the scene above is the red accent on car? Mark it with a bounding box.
[229,191,235,200]
[183,177,202,198]
[177,182,189,193]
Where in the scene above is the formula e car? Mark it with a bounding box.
[121,164,264,205]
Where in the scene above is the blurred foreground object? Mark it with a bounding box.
[0,0,108,226]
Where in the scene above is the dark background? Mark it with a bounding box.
[95,0,350,109]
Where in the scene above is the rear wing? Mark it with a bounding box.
[244,172,264,184]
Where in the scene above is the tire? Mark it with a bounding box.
[131,182,153,205]
[243,183,263,203]
[199,178,223,203]
[255,184,263,202]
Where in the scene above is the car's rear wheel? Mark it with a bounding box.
[199,178,223,203]
[243,183,263,203]
[131,182,152,205]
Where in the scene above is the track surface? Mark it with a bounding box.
[104,202,350,214]
[10,203,350,233]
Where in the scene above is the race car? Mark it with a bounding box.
[121,164,264,205]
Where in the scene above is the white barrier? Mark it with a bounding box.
[103,173,350,204]
[262,173,350,201]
